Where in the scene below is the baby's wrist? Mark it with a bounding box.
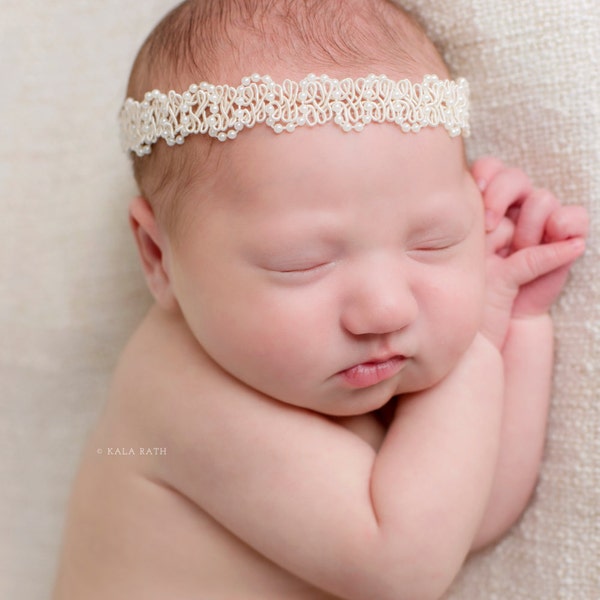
[461,332,504,375]
[472,330,504,356]
[509,311,553,326]
[503,313,554,351]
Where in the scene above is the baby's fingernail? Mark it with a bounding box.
[485,209,496,230]
[477,178,487,192]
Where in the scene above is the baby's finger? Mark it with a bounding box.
[483,168,533,232]
[512,189,560,250]
[486,216,514,256]
[545,205,590,242]
[506,237,586,287]
[470,156,505,193]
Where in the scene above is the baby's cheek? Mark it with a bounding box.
[438,269,485,352]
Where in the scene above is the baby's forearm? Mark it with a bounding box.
[472,314,553,551]
[155,316,505,600]
[371,333,504,598]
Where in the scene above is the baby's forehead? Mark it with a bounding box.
[180,119,469,212]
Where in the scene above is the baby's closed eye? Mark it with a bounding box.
[406,234,469,259]
[263,259,337,283]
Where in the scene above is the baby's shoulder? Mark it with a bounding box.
[105,304,287,451]
[104,305,220,450]
[110,305,193,402]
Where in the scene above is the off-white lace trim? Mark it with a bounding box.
[120,73,470,156]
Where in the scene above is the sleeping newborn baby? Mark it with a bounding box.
[52,1,588,599]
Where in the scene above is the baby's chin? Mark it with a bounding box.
[390,355,461,398]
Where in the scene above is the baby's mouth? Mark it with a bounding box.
[338,355,406,388]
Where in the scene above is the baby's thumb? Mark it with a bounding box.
[507,238,585,286]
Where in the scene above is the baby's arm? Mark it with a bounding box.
[147,311,503,600]
[469,158,588,550]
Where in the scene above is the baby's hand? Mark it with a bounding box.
[472,157,588,348]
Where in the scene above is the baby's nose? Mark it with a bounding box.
[340,264,418,336]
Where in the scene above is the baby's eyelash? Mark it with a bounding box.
[275,262,331,274]
[407,237,466,259]
[266,261,335,283]
[414,242,456,251]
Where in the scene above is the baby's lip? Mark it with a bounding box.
[337,355,407,388]
[344,349,406,369]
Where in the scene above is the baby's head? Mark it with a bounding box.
[122,0,486,415]
[124,0,452,235]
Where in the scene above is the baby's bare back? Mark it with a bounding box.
[52,306,341,600]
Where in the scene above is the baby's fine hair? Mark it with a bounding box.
[126,0,448,232]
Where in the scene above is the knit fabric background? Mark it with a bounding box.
[0,1,597,598]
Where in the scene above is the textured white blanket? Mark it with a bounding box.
[1,1,598,598]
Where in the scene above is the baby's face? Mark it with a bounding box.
[164,122,486,415]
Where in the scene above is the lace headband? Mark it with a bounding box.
[120,73,470,156]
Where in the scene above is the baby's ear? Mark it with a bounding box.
[128,196,178,311]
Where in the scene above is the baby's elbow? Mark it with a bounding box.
[471,478,539,553]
